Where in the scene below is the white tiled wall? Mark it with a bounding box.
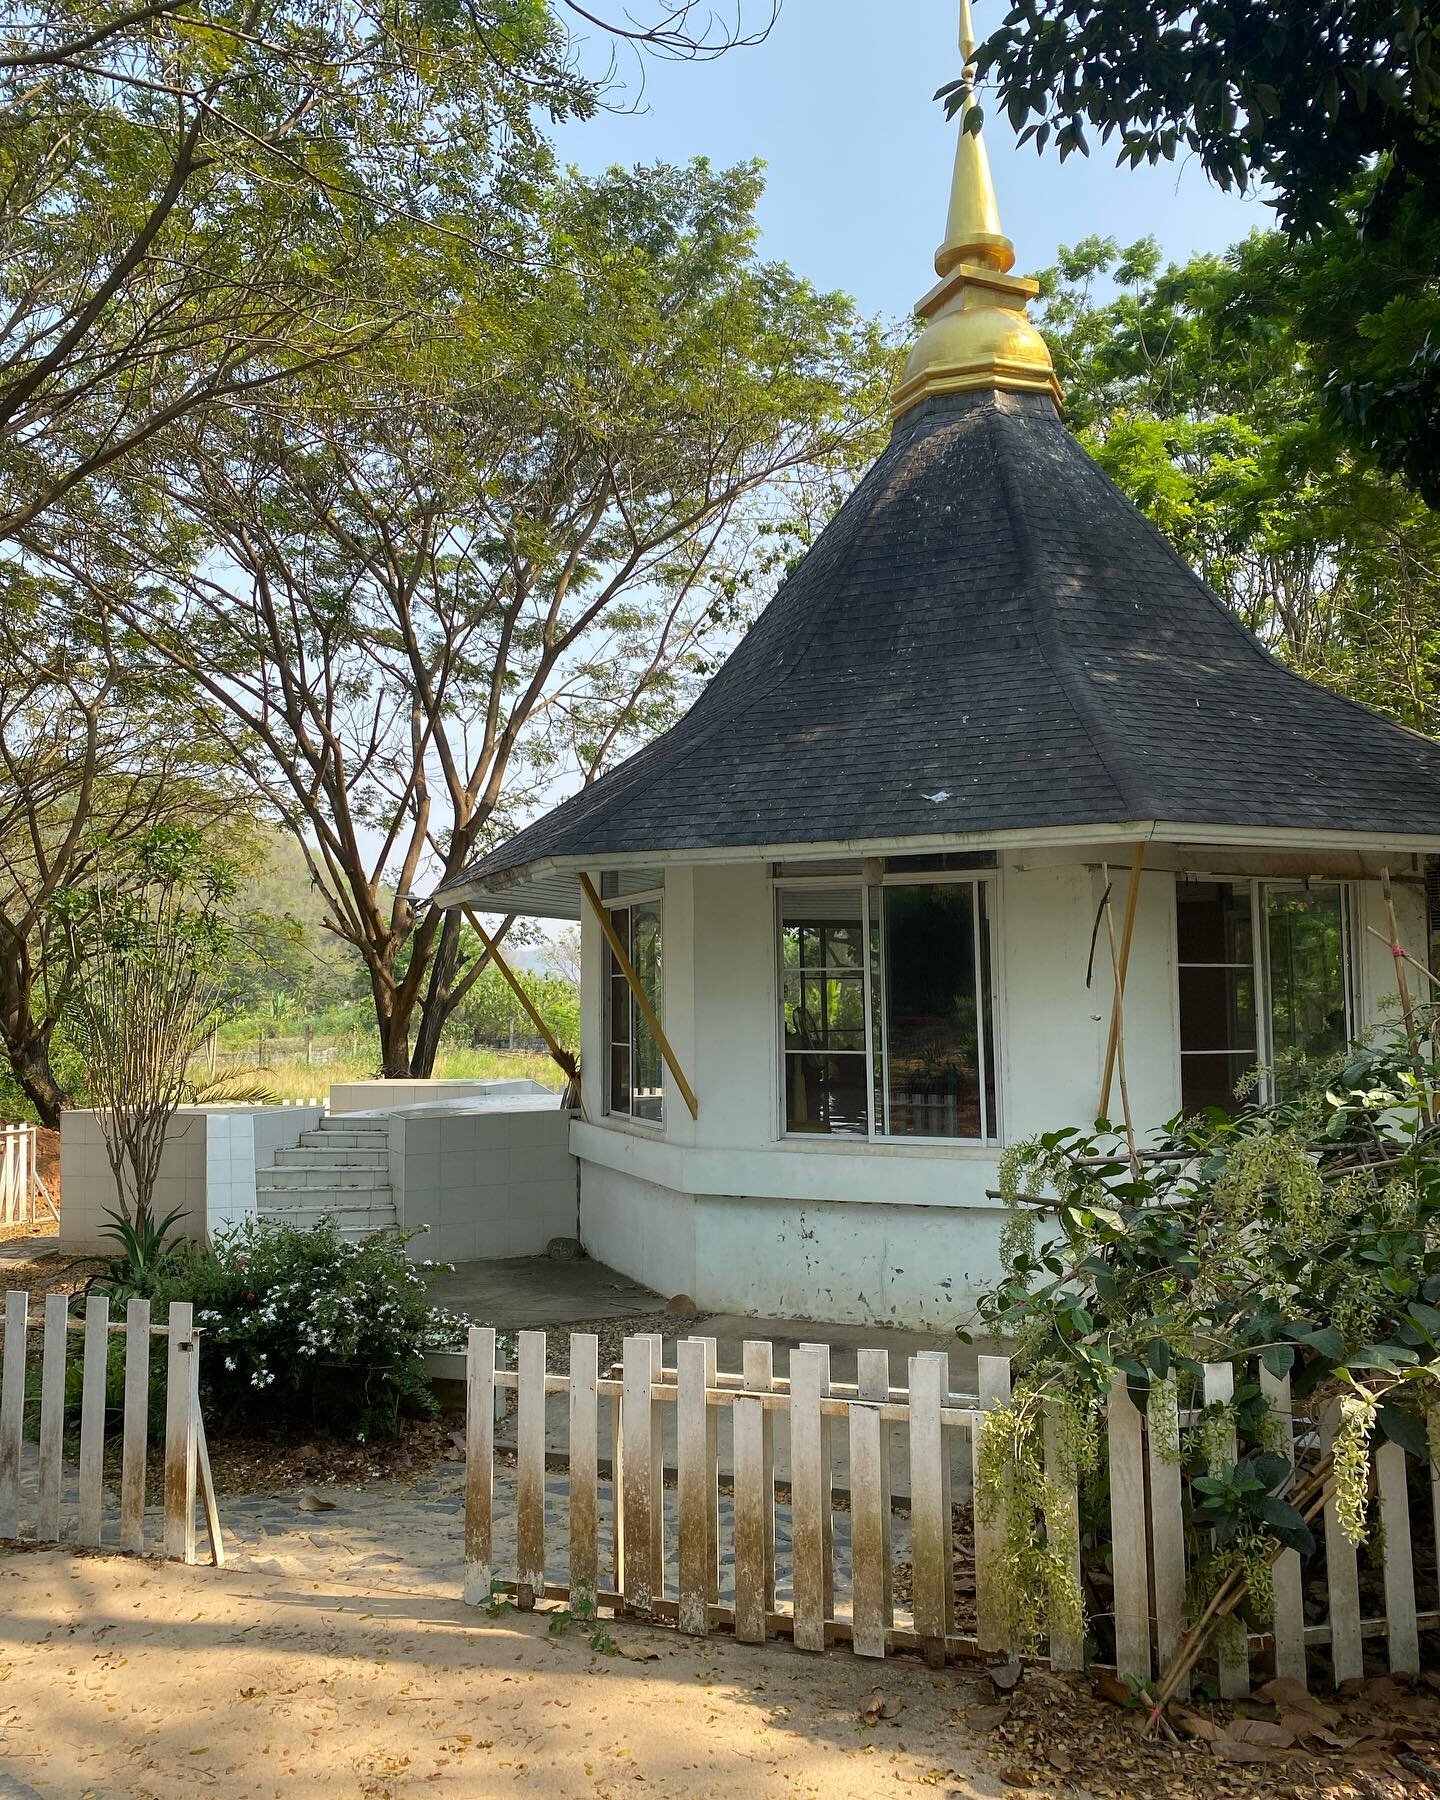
[330,1078,552,1114]
[391,1106,578,1264]
[60,1104,324,1252]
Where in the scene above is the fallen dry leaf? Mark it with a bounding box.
[296,1492,337,1513]
[860,1688,906,1726]
[963,1702,1012,1732]
[1226,1719,1296,1749]
[997,1766,1034,1789]
[613,1642,659,1664]
[1091,1670,1134,1709]
[1253,1676,1338,1726]
[988,1662,1023,1693]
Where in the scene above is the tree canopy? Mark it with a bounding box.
[1034,228,1440,728]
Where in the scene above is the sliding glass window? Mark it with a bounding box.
[605,897,663,1125]
[1177,879,1353,1114]
[777,878,997,1142]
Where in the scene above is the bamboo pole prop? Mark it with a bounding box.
[1147,1458,1336,1730]
[1364,923,1440,990]
[1101,863,1142,1180]
[1380,869,1432,1126]
[1099,842,1147,1120]
[462,908,579,1085]
[577,873,699,1120]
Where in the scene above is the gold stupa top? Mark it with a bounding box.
[891,0,1061,417]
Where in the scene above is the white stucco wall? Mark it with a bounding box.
[571,852,1430,1327]
[390,1104,578,1264]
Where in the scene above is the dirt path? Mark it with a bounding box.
[0,1549,1001,1798]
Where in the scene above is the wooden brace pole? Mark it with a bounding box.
[1099,841,1147,1120]
[462,908,579,1083]
[1380,869,1432,1125]
[578,872,699,1119]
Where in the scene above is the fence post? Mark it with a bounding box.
[789,1344,831,1652]
[849,1399,887,1660]
[0,1291,27,1539]
[909,1353,951,1667]
[568,1333,599,1612]
[621,1335,658,1614]
[1258,1366,1307,1685]
[463,1325,496,1606]
[77,1294,110,1548]
[163,1301,198,1563]
[855,1349,892,1628]
[121,1297,152,1556]
[1146,1379,1187,1693]
[1319,1398,1364,1684]
[1201,1363,1247,1696]
[1375,1441,1420,1674]
[973,1354,1012,1656]
[1043,1399,1086,1674]
[516,1330,547,1609]
[676,1337,710,1637]
[1107,1375,1150,1684]
[742,1341,776,1617]
[38,1295,67,1543]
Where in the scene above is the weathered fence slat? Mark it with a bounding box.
[463,1325,496,1606]
[676,1337,711,1637]
[1108,1375,1151,1684]
[1043,1402,1085,1673]
[621,1336,659,1615]
[742,1340,776,1617]
[120,1297,151,1555]
[855,1348,892,1628]
[973,1354,1012,1656]
[1202,1363,1248,1697]
[909,1353,950,1667]
[732,1392,768,1644]
[849,1401,887,1660]
[1258,1366,1307,1685]
[38,1294,67,1542]
[1319,1400,1364,1683]
[516,1330,547,1609]
[163,1301,197,1564]
[789,1344,830,1651]
[77,1294,110,1548]
[646,1333,665,1601]
[1375,1441,1420,1675]
[1144,1379,1187,1692]
[0,1290,27,1538]
[696,1337,720,1607]
[1431,1408,1440,1613]
[568,1333,599,1611]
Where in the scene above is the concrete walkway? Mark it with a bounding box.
[423,1254,998,1500]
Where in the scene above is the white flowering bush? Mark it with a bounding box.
[130,1218,457,1439]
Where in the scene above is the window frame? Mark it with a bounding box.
[603,885,665,1130]
[773,870,1001,1147]
[1175,876,1358,1110]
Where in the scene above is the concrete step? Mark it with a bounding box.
[258,1164,396,1192]
[318,1115,387,1132]
[255,1200,398,1238]
[255,1180,394,1209]
[299,1129,388,1149]
[272,1145,389,1169]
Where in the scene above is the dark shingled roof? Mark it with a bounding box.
[439,388,1440,904]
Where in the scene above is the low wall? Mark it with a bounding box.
[330,1078,554,1114]
[60,1104,324,1252]
[390,1102,577,1264]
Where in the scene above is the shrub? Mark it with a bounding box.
[119,1218,463,1441]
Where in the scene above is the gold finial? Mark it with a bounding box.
[891,0,1060,416]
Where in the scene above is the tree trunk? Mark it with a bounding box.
[411,910,465,1079]
[5,1031,66,1130]
[370,978,414,1079]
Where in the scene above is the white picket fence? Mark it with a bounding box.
[0,1290,222,1564]
[463,1328,1440,1689]
[0,1123,45,1227]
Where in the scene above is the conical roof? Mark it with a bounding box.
[438,386,1440,913]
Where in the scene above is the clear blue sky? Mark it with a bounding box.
[556,0,1273,319]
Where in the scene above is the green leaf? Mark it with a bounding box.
[1377,1400,1429,1459]
[1292,1325,1345,1362]
[1260,1342,1295,1379]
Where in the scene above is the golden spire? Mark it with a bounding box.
[891,0,1060,417]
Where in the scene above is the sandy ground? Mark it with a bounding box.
[0,1549,1002,1799]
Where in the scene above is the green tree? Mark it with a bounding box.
[110,159,897,1077]
[967,0,1440,498]
[1033,232,1440,728]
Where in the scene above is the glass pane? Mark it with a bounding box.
[609,1044,632,1114]
[1176,881,1253,966]
[1265,885,1348,1086]
[778,889,869,1133]
[610,974,631,1048]
[1180,1052,1257,1116]
[1178,965,1258,1053]
[629,903,663,1121]
[784,1053,868,1135]
[881,884,984,1139]
[979,885,997,1136]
